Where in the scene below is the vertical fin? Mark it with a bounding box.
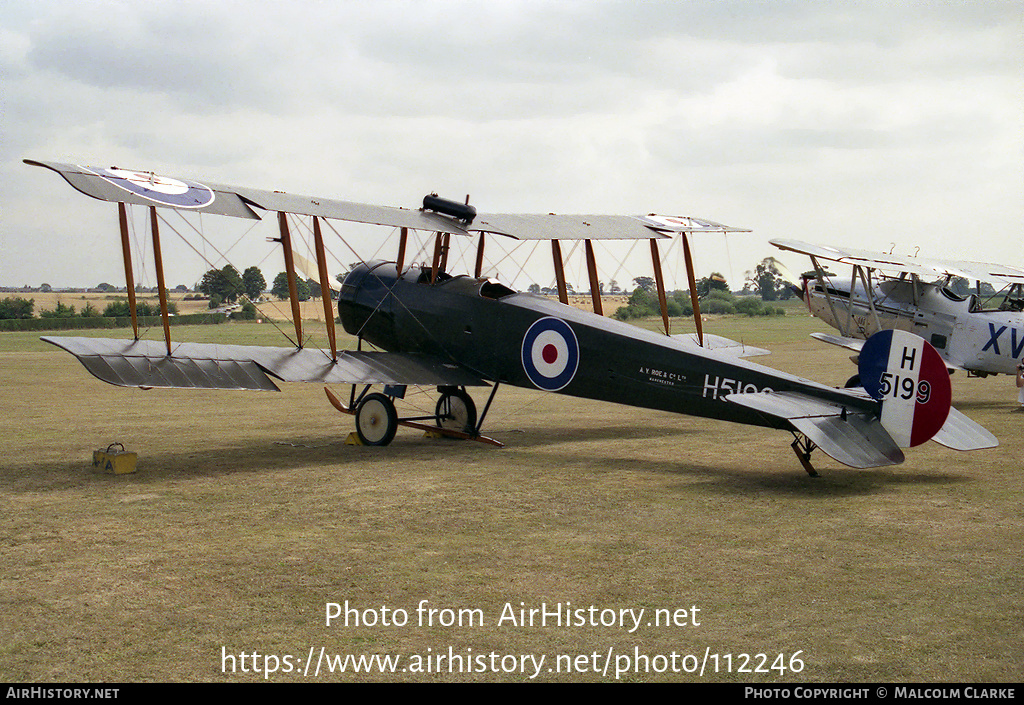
[858,330,951,447]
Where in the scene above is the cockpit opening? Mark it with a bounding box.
[406,262,516,300]
[415,267,454,285]
[945,277,1022,312]
[480,279,516,300]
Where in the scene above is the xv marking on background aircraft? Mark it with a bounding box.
[25,160,998,475]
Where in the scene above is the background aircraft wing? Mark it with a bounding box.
[771,239,947,279]
[809,331,865,353]
[809,332,968,372]
[910,256,1024,285]
[42,336,488,391]
[772,238,1024,285]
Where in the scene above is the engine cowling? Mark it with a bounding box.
[337,261,400,348]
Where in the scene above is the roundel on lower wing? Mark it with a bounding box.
[84,166,215,208]
[521,317,580,391]
[858,329,951,447]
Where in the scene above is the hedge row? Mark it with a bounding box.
[0,313,228,332]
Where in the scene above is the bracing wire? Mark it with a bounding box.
[160,210,305,351]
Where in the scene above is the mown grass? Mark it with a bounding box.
[0,314,1021,682]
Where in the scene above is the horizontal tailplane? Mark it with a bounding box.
[932,407,998,451]
[726,391,903,468]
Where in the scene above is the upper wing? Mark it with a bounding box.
[25,160,469,232]
[772,238,1024,286]
[469,213,750,240]
[42,336,488,391]
[27,159,749,240]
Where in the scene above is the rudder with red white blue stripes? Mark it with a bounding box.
[858,330,951,447]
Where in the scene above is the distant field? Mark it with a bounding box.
[4,290,804,324]
[13,291,211,316]
[8,291,336,321]
[1,314,1020,682]
[9,288,647,325]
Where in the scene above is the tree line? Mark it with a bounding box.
[5,257,792,321]
[613,267,788,321]
[197,264,337,307]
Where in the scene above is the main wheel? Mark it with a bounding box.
[435,389,477,435]
[355,393,398,446]
[844,374,861,388]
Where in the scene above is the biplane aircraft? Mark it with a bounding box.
[771,239,1024,381]
[25,160,997,475]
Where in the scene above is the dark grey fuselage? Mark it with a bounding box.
[337,261,875,431]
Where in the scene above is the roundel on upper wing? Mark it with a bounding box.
[84,166,215,208]
[521,317,579,391]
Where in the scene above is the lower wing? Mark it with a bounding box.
[42,336,488,391]
[671,333,770,358]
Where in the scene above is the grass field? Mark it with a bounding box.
[1,312,1021,682]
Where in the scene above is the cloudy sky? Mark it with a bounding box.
[2,0,1021,291]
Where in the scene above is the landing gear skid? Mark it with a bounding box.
[790,434,820,477]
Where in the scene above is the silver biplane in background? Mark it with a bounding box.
[24,160,998,475]
[772,239,1024,381]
